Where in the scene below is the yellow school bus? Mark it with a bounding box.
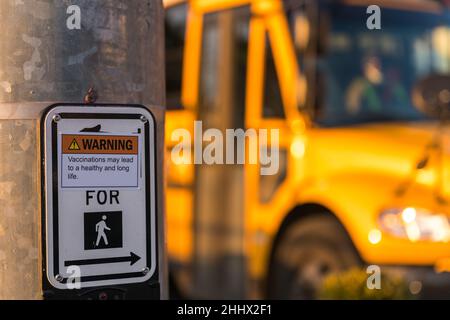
[164,0,450,299]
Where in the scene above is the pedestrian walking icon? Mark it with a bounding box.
[85,211,123,250]
[95,215,111,247]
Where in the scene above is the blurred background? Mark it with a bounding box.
[163,0,450,300]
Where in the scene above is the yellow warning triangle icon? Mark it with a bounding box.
[69,139,81,151]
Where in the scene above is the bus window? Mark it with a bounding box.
[311,6,448,127]
[263,38,285,119]
[287,1,320,119]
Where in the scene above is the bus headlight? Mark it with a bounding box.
[379,207,450,242]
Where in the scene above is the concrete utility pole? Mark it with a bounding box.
[0,0,166,299]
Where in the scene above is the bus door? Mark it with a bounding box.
[166,1,251,299]
[192,5,252,300]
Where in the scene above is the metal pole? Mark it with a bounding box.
[0,0,166,299]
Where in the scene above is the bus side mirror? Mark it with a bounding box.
[412,74,450,118]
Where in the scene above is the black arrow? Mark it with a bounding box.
[65,252,141,267]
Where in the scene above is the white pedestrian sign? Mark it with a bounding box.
[95,215,111,247]
[43,105,157,289]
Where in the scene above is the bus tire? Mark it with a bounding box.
[267,214,362,299]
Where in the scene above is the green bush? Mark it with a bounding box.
[318,267,413,300]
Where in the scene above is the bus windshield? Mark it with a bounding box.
[315,6,450,127]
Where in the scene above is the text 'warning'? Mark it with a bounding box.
[62,135,138,155]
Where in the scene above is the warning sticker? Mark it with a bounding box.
[62,135,138,155]
[61,134,139,189]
